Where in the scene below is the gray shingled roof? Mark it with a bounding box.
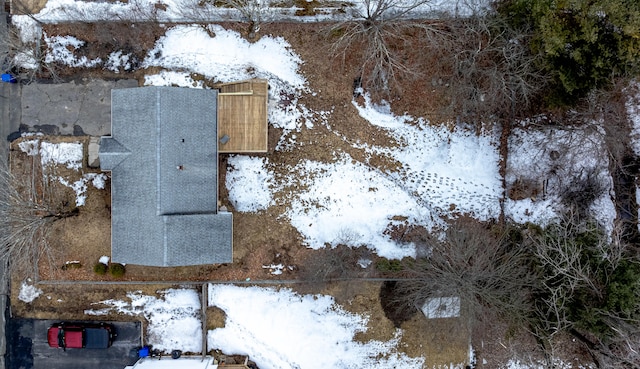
[99,87,233,267]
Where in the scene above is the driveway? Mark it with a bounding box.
[20,79,137,137]
[5,319,141,369]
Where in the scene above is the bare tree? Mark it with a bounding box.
[0,152,77,275]
[0,1,66,83]
[396,218,536,324]
[527,213,640,367]
[430,14,548,122]
[557,167,608,219]
[329,0,440,95]
[299,245,367,284]
[595,318,640,368]
[196,0,285,39]
[527,214,605,339]
[567,81,640,241]
[231,0,279,39]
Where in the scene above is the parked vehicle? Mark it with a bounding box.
[47,322,116,349]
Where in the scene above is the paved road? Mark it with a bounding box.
[0,81,21,146]
[1,6,15,369]
[0,11,21,152]
[5,320,141,369]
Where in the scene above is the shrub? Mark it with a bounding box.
[497,0,640,105]
[110,263,126,278]
[93,262,108,275]
[376,259,403,273]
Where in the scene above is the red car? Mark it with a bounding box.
[48,322,116,349]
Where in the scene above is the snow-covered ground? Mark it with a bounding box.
[20,15,504,258]
[226,97,502,258]
[11,0,489,30]
[84,286,429,368]
[11,0,617,242]
[9,1,619,367]
[506,123,616,232]
[17,137,107,206]
[86,289,203,352]
[18,138,83,169]
[208,285,426,369]
[79,283,590,369]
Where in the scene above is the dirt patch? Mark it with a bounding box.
[10,279,172,320]
[206,306,227,330]
[402,313,469,368]
[470,317,594,369]
[11,0,48,14]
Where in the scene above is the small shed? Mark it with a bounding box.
[421,296,461,319]
[216,79,269,153]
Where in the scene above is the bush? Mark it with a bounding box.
[299,245,358,282]
[497,0,640,105]
[569,259,640,339]
[532,217,640,340]
[93,262,108,275]
[375,259,403,273]
[110,263,126,278]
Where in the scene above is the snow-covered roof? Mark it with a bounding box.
[421,296,461,319]
[125,356,218,369]
[100,87,232,266]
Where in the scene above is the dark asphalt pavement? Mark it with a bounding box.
[1,6,15,369]
[5,320,141,369]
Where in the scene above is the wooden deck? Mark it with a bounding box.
[217,79,268,153]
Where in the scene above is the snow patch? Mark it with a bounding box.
[143,25,305,90]
[105,50,133,72]
[207,285,426,369]
[44,34,102,68]
[144,70,205,88]
[85,289,202,353]
[285,155,422,259]
[18,281,43,303]
[18,140,84,170]
[226,156,274,212]
[58,173,107,206]
[506,125,615,232]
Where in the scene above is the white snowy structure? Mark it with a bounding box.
[125,356,218,369]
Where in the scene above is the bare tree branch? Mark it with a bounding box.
[431,14,548,122]
[0,151,75,275]
[329,0,441,96]
[396,218,536,325]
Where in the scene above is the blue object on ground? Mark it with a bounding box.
[138,346,150,358]
[1,73,16,83]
